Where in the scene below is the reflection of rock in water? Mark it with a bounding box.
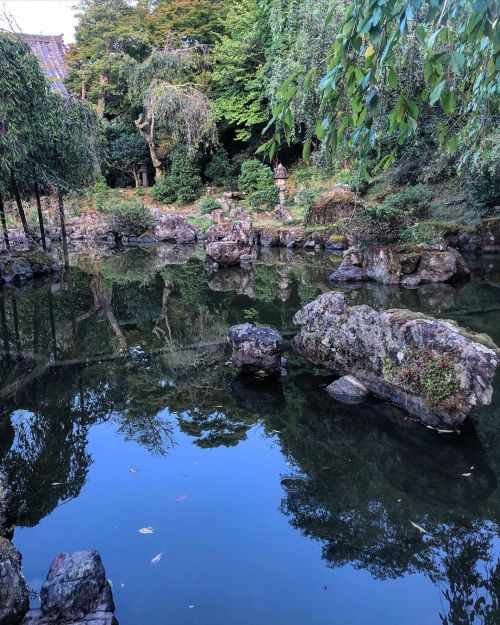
[276,378,499,588]
[231,375,286,415]
[156,244,196,266]
[207,267,255,297]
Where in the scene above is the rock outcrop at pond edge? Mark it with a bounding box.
[205,221,254,266]
[293,292,499,428]
[330,244,471,286]
[0,251,60,285]
[0,538,29,625]
[22,551,117,625]
[155,214,197,244]
[228,323,284,377]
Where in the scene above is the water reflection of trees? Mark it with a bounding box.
[1,247,500,625]
[274,378,500,625]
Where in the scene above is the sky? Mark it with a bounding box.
[1,0,77,43]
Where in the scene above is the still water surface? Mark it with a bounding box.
[1,245,500,625]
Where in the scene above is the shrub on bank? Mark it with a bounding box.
[200,196,221,215]
[238,159,278,209]
[151,149,202,205]
[103,199,155,236]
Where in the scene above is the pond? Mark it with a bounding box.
[1,244,500,625]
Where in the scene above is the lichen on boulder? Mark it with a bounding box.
[228,323,284,377]
[293,292,499,428]
[205,221,254,266]
[330,243,470,287]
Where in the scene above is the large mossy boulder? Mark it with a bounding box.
[330,243,470,286]
[0,251,60,285]
[293,292,499,428]
[305,185,364,225]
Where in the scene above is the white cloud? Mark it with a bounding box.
[1,0,77,43]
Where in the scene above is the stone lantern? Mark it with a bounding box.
[274,163,289,204]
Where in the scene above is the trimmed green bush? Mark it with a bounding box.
[238,159,278,209]
[103,199,155,236]
[200,196,221,215]
[383,184,434,217]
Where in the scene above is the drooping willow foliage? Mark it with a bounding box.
[128,45,216,174]
[265,0,500,172]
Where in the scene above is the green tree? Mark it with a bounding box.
[66,0,153,116]
[152,0,229,45]
[103,119,149,187]
[210,0,270,142]
[128,45,216,176]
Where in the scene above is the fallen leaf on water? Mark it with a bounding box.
[138,527,154,534]
[129,467,140,474]
[151,552,163,565]
[461,472,472,477]
[410,521,429,534]
[271,430,282,434]
[51,482,63,486]
[437,429,456,434]
[176,495,188,502]
[188,605,195,609]
[397,498,402,503]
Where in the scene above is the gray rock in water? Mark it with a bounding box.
[205,221,254,266]
[0,537,29,625]
[330,243,470,287]
[228,323,284,377]
[155,214,196,244]
[22,551,117,625]
[293,292,499,428]
[0,251,60,285]
[326,375,368,404]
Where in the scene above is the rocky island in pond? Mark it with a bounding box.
[293,292,499,429]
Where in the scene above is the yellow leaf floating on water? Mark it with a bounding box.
[410,521,429,534]
[138,527,154,534]
[365,45,375,58]
[151,552,163,565]
[129,467,140,474]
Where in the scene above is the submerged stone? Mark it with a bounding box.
[326,375,369,404]
[228,323,284,377]
[293,292,499,428]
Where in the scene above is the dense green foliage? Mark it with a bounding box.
[103,198,155,235]
[151,148,202,204]
[238,159,278,209]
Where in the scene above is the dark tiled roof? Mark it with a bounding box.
[19,33,69,95]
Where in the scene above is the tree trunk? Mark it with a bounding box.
[11,299,20,353]
[0,192,10,250]
[47,290,57,361]
[10,176,31,244]
[132,169,139,188]
[58,190,69,268]
[34,182,47,252]
[97,71,108,118]
[135,114,163,177]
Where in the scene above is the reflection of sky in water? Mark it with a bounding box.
[1,246,500,625]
